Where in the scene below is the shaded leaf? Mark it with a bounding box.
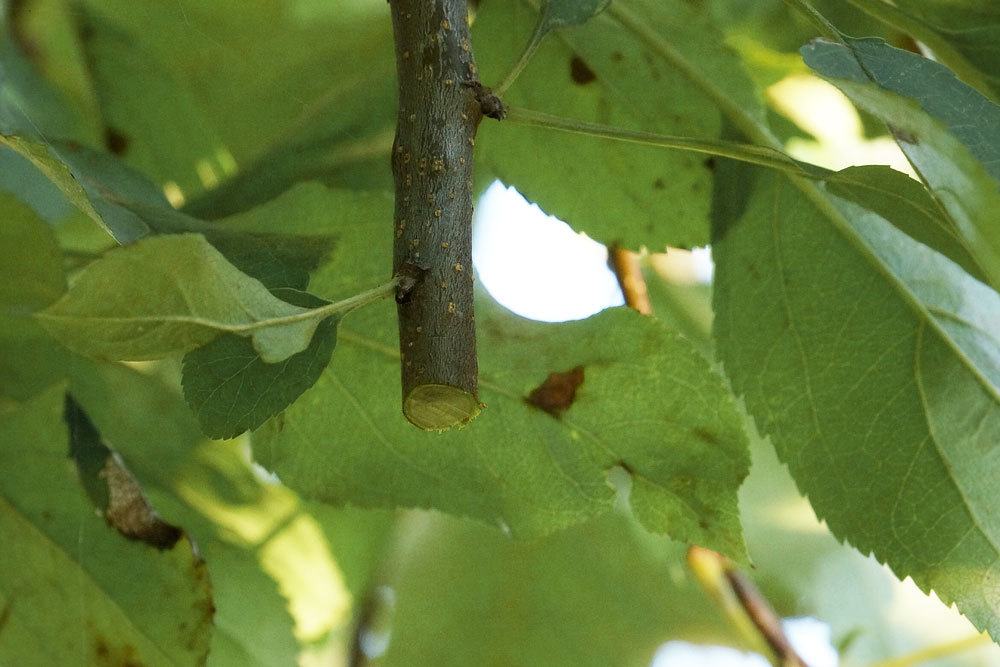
[823,165,986,282]
[846,0,1000,101]
[803,37,1000,288]
[803,37,1000,181]
[0,386,213,665]
[183,290,339,440]
[78,10,229,195]
[0,194,64,313]
[65,396,184,550]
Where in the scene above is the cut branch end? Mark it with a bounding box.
[404,384,481,430]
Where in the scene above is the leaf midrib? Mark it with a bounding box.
[913,322,1000,556]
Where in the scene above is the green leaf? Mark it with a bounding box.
[73,0,396,215]
[0,135,119,233]
[182,290,339,440]
[713,171,1000,638]
[248,184,750,557]
[36,233,322,363]
[4,0,104,141]
[823,165,987,283]
[377,512,738,667]
[803,37,1000,289]
[78,10,229,196]
[0,385,214,665]
[0,24,92,142]
[803,37,1000,182]
[0,194,64,313]
[845,0,1000,101]
[541,0,612,31]
[474,0,763,249]
[59,357,372,665]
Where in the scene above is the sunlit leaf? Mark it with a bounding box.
[36,233,320,362]
[377,512,738,667]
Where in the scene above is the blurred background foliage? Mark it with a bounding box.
[1,0,998,664]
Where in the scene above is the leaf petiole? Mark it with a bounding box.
[494,22,547,97]
[504,106,831,179]
[237,277,402,332]
[781,0,843,41]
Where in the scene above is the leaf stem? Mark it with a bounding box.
[494,22,547,97]
[868,633,993,667]
[781,0,843,41]
[36,278,401,334]
[505,106,830,179]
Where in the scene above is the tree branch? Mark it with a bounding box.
[389,0,498,430]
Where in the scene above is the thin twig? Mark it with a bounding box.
[688,547,808,667]
[608,246,652,315]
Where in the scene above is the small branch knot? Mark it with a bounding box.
[394,262,429,304]
[464,80,507,120]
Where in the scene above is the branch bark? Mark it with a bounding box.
[389,0,498,430]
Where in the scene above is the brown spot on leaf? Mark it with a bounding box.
[692,427,719,445]
[611,51,624,63]
[653,178,666,190]
[104,127,130,155]
[93,635,142,666]
[526,366,584,417]
[890,125,919,145]
[570,56,597,85]
[0,599,12,635]
[704,157,717,171]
